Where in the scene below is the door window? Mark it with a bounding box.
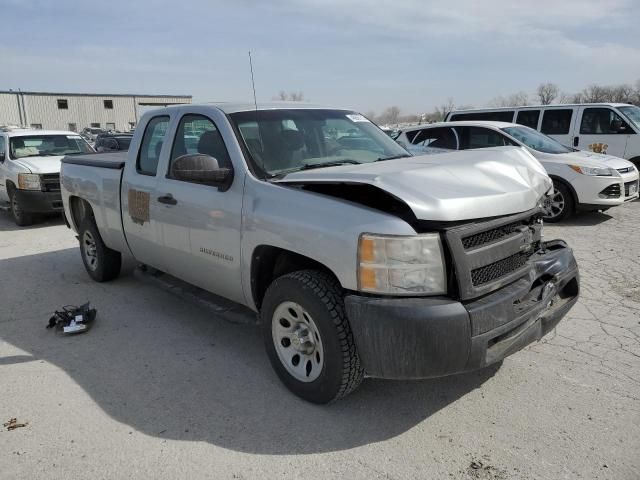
[137,116,169,176]
[540,109,573,135]
[410,128,457,150]
[516,110,540,129]
[0,136,5,158]
[580,108,631,134]
[458,127,516,149]
[168,114,231,178]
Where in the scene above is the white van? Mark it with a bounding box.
[445,103,640,168]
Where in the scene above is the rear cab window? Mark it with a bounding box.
[540,109,573,135]
[137,116,170,175]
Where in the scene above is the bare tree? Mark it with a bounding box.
[536,83,559,105]
[488,91,529,107]
[435,98,455,121]
[580,84,609,103]
[609,84,635,103]
[378,106,401,125]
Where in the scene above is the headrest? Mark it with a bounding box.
[281,129,304,150]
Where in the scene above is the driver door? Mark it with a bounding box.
[154,110,245,304]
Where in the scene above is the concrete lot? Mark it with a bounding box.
[1,203,638,480]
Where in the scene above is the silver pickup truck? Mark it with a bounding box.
[60,103,579,403]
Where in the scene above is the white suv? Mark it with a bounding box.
[395,121,639,221]
[0,127,94,225]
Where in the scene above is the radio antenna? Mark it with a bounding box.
[249,51,258,112]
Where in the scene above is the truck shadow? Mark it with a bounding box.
[0,247,500,455]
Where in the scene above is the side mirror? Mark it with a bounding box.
[171,154,233,191]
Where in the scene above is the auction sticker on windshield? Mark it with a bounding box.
[346,114,370,123]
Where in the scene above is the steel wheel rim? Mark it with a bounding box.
[82,231,99,271]
[272,301,324,383]
[544,190,565,219]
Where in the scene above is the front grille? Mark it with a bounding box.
[40,173,61,192]
[625,180,638,197]
[444,208,542,300]
[471,252,530,286]
[462,220,525,250]
[599,184,620,199]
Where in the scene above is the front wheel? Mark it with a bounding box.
[9,188,34,226]
[78,218,122,282]
[261,270,364,404]
[543,181,574,223]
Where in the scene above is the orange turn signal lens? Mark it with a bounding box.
[359,237,376,263]
[358,266,377,290]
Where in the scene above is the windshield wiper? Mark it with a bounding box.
[376,154,411,162]
[299,159,361,170]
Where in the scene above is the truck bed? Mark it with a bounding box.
[61,151,127,169]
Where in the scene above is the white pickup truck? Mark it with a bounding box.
[60,103,580,403]
[0,127,94,225]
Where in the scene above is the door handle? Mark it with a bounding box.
[158,193,177,205]
[573,136,579,147]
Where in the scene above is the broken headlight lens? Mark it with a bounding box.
[358,233,447,295]
[17,173,41,190]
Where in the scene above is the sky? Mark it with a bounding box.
[2,0,640,114]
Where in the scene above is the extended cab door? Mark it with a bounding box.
[121,114,173,271]
[574,106,631,158]
[154,108,245,305]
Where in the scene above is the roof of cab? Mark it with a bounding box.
[150,101,351,115]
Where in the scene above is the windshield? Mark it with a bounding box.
[229,109,409,176]
[502,126,572,154]
[619,105,640,130]
[10,135,94,159]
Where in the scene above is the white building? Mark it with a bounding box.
[0,90,192,132]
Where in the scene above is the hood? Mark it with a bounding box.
[12,156,64,174]
[536,150,634,170]
[277,147,551,222]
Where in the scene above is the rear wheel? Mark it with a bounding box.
[543,181,573,222]
[9,188,34,226]
[261,270,364,404]
[78,218,121,282]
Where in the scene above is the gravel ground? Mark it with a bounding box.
[0,202,638,480]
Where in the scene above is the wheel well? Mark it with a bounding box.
[549,175,578,207]
[6,180,16,193]
[69,196,94,230]
[251,246,340,310]
[628,156,640,168]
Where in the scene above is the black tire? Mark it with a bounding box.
[78,218,121,282]
[629,157,640,170]
[261,270,364,404]
[8,187,34,226]
[544,180,574,223]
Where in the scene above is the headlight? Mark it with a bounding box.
[17,173,41,190]
[358,233,447,295]
[569,165,613,176]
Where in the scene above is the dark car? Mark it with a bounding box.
[94,133,133,152]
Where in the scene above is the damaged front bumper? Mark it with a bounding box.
[344,240,579,379]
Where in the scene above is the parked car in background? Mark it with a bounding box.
[81,127,107,144]
[445,103,640,169]
[94,133,133,152]
[396,121,639,221]
[0,127,94,225]
[60,103,579,403]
